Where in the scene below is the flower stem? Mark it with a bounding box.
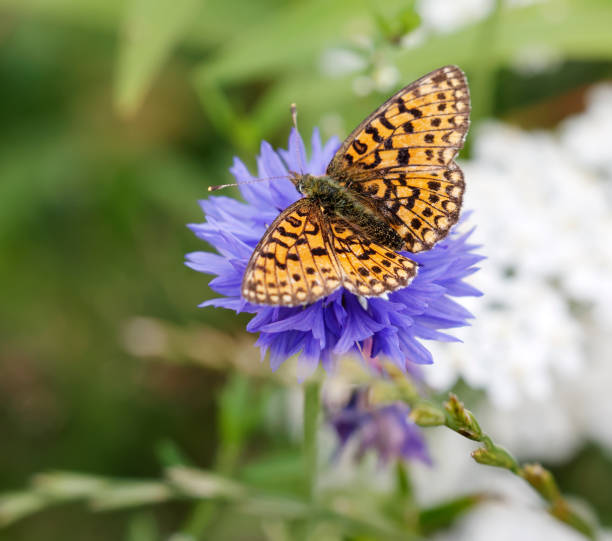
[303,379,320,502]
[437,394,595,539]
[376,369,597,540]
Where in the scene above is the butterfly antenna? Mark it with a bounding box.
[208,175,289,192]
[290,102,307,175]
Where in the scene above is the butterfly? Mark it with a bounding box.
[242,65,470,307]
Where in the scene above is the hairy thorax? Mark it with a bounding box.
[294,174,404,251]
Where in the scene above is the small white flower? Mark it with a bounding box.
[372,64,400,92]
[416,0,495,33]
[320,48,367,77]
[352,75,375,97]
[512,43,563,75]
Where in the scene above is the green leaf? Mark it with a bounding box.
[216,373,261,473]
[90,482,175,511]
[126,512,160,541]
[154,439,192,468]
[198,0,407,84]
[239,451,305,494]
[32,471,110,500]
[0,492,47,528]
[193,0,612,145]
[418,493,488,535]
[303,380,320,501]
[166,466,247,500]
[114,0,203,116]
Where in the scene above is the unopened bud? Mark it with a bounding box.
[521,463,560,503]
[472,445,517,470]
[444,393,482,440]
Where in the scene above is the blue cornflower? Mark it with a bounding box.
[328,389,430,464]
[186,128,482,376]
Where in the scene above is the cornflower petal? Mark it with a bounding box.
[328,390,431,465]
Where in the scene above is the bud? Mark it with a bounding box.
[520,463,560,503]
[444,393,482,440]
[409,402,445,427]
[472,445,518,471]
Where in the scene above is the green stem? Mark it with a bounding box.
[443,397,595,539]
[303,380,320,502]
[181,374,249,538]
[376,371,597,540]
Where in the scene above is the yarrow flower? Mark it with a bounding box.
[328,389,430,464]
[186,128,482,376]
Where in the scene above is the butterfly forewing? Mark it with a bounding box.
[326,65,469,252]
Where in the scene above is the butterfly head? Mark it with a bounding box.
[290,171,316,196]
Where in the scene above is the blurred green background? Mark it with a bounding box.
[1,0,612,539]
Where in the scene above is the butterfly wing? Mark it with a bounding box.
[242,199,418,306]
[242,199,343,306]
[327,65,469,253]
[327,214,417,297]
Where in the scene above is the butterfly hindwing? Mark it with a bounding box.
[242,199,343,306]
[349,164,464,252]
[328,215,418,297]
[327,65,469,252]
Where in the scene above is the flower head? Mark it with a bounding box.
[186,128,482,376]
[328,389,430,464]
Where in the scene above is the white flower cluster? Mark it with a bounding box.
[416,0,495,34]
[425,85,612,457]
[415,0,543,34]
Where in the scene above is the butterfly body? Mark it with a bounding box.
[294,173,405,251]
[241,66,470,307]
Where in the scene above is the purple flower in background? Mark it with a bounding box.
[186,128,482,376]
[329,389,430,464]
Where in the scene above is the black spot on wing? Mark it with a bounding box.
[352,139,367,154]
[397,149,410,166]
[365,125,383,143]
[285,215,301,227]
[379,115,394,130]
[277,226,298,239]
[361,150,382,170]
[409,107,422,118]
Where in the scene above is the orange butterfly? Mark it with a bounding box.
[242,66,470,307]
